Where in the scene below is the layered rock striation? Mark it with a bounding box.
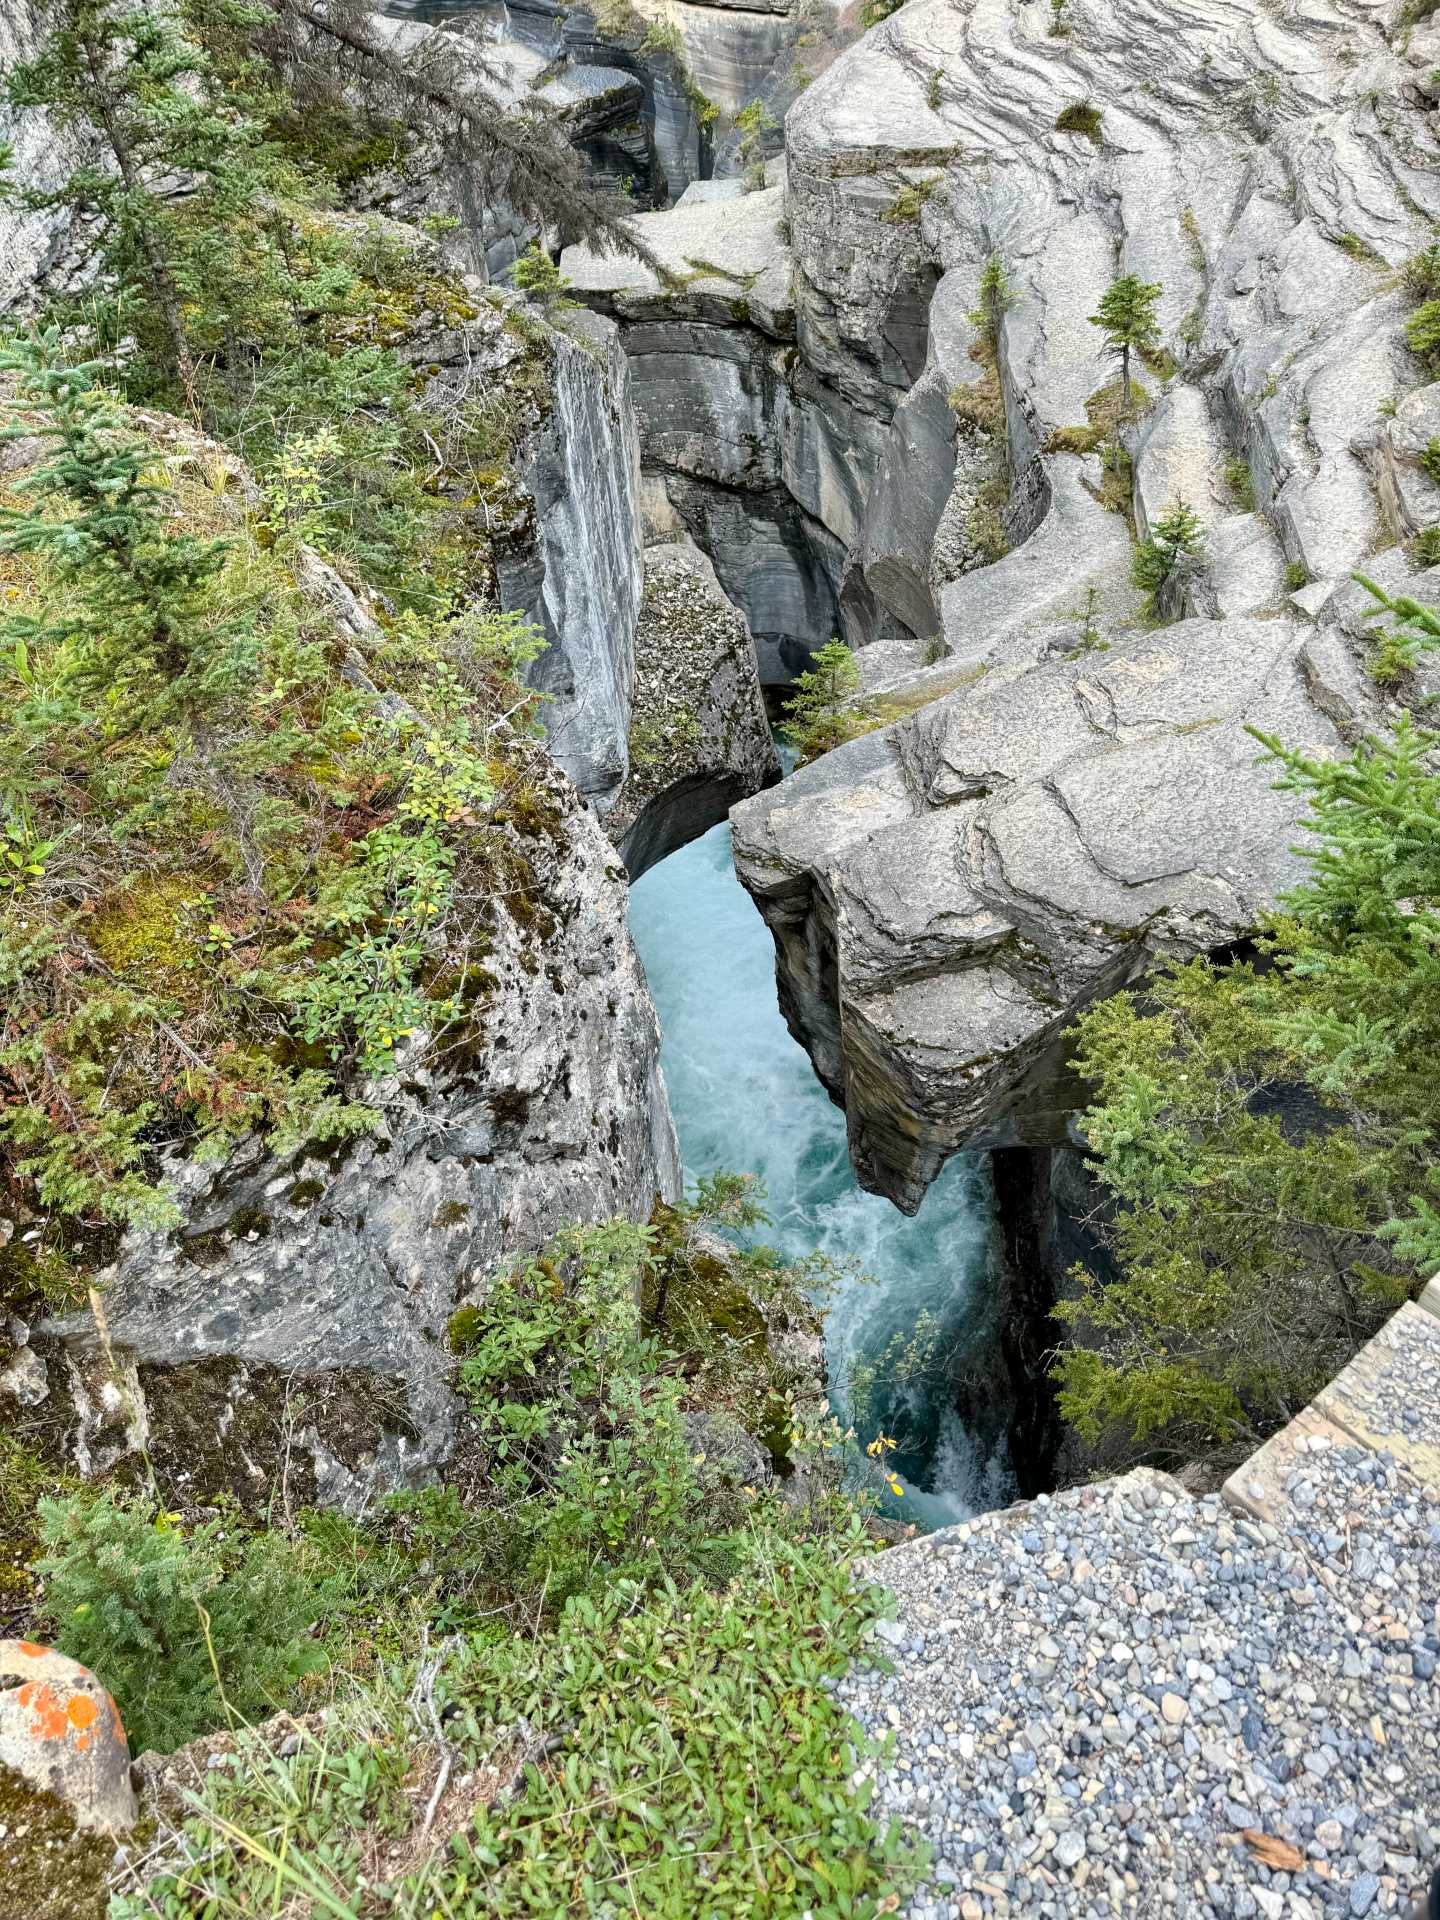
[725,0,1440,1209]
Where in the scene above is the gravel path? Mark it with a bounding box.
[840,1427,1439,1915]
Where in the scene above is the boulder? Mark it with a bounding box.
[732,608,1389,1211]
[0,1643,135,1835]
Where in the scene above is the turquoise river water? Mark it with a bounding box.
[628,817,1012,1525]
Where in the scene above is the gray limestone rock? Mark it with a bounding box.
[31,725,679,1510]
[733,612,1387,1211]
[724,0,1434,1211]
[608,536,781,876]
[496,307,645,806]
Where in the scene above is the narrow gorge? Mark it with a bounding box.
[1,0,1439,1912]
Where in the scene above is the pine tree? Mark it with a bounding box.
[1058,581,1440,1465]
[249,0,655,265]
[37,1488,335,1753]
[0,334,251,730]
[1131,498,1206,597]
[1088,272,1163,407]
[5,0,293,393]
[510,240,575,312]
[781,640,866,764]
[969,251,1017,348]
[734,98,777,193]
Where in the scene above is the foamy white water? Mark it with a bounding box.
[628,817,1011,1524]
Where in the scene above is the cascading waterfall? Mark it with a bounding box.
[629,814,1014,1526]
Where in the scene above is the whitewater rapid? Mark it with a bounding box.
[628,817,1012,1525]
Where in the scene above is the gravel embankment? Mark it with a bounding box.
[839,1456,1439,1918]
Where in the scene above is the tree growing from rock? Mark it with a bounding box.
[735,98,778,193]
[1089,271,1163,408]
[1131,498,1206,598]
[781,639,867,765]
[968,250,1017,348]
[5,0,290,391]
[510,240,576,312]
[1061,581,1440,1467]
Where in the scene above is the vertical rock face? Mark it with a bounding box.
[564,178,901,669]
[497,309,646,806]
[606,535,781,877]
[0,2,93,314]
[0,226,691,1507]
[23,746,680,1510]
[723,0,1440,1211]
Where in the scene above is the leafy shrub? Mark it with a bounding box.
[397,1198,844,1629]
[36,1490,337,1754]
[114,1540,924,1919]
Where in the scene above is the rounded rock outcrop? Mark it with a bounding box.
[0,1641,136,1835]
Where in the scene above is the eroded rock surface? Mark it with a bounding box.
[727,0,1440,1209]
[17,734,680,1509]
[608,535,780,878]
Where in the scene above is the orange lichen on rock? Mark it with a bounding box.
[0,1641,137,1834]
[16,1679,71,1742]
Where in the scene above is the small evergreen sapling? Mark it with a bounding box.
[1088,272,1164,408]
[509,240,576,312]
[5,0,292,390]
[781,639,866,764]
[36,1489,336,1753]
[1131,498,1206,597]
[969,251,1017,348]
[734,98,778,192]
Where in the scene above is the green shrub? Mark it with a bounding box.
[1414,526,1440,569]
[1060,583,1440,1467]
[1285,558,1311,591]
[1420,437,1440,487]
[114,1539,924,1919]
[36,1490,337,1754]
[1406,300,1440,374]
[1055,100,1104,141]
[1224,456,1256,509]
[883,176,941,223]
